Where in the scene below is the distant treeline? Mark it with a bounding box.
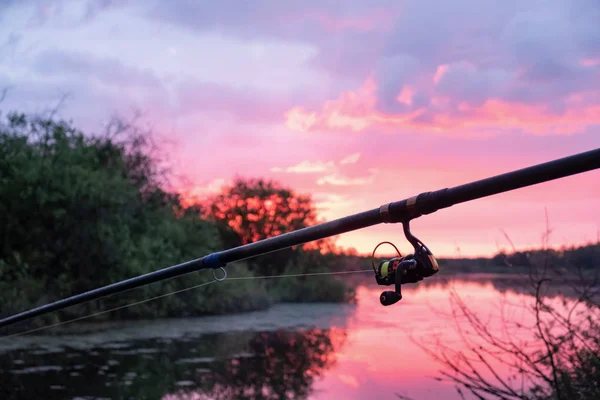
[435,243,600,274]
[0,112,354,328]
[326,243,600,277]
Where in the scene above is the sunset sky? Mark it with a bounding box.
[1,0,599,257]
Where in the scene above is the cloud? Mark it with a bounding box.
[316,173,371,186]
[271,153,375,187]
[373,54,421,113]
[195,178,226,194]
[281,0,600,137]
[581,58,600,67]
[7,0,600,139]
[339,153,360,165]
[435,61,512,106]
[313,192,368,220]
[34,48,161,89]
[285,64,600,136]
[145,0,600,136]
[337,374,360,388]
[285,78,399,133]
[147,0,397,41]
[433,65,448,85]
[270,160,335,173]
[317,168,378,186]
[271,152,360,173]
[175,80,293,124]
[284,78,425,134]
[285,107,318,132]
[0,0,120,28]
[178,177,228,205]
[314,193,353,208]
[3,47,312,128]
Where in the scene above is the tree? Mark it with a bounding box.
[0,111,231,323]
[203,177,336,276]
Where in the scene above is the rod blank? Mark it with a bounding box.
[1,148,599,329]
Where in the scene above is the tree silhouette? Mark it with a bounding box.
[204,177,335,276]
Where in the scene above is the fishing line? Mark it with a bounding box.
[0,268,372,340]
[228,269,373,281]
[2,148,598,329]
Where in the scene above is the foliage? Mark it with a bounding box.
[0,111,355,328]
[205,177,319,245]
[203,176,337,277]
[418,228,600,400]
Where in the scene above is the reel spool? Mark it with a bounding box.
[371,221,439,306]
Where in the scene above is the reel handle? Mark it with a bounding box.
[379,259,414,306]
[380,290,402,306]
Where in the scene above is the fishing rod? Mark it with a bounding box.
[1,148,599,328]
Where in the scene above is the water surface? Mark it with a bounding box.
[0,274,582,399]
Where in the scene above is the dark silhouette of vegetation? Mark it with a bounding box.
[418,227,600,399]
[203,177,337,277]
[0,328,344,400]
[0,110,354,328]
[436,244,600,275]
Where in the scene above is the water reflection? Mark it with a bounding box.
[312,279,598,399]
[165,328,346,400]
[0,275,592,400]
[0,328,346,400]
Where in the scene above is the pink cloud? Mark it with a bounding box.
[396,86,414,106]
[178,178,229,206]
[431,99,600,135]
[285,107,318,132]
[433,64,448,84]
[271,160,335,173]
[284,75,600,136]
[339,153,361,165]
[271,153,376,188]
[337,373,360,388]
[581,58,600,67]
[316,170,377,186]
[313,193,360,221]
[285,78,426,133]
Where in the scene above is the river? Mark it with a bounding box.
[0,274,588,399]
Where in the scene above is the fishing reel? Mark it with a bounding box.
[371,221,439,306]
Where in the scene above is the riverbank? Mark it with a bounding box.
[0,267,358,334]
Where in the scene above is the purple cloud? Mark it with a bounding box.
[435,62,511,106]
[144,0,600,123]
[34,49,161,89]
[3,0,600,137]
[175,81,292,124]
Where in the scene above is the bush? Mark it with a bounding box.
[0,111,355,330]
